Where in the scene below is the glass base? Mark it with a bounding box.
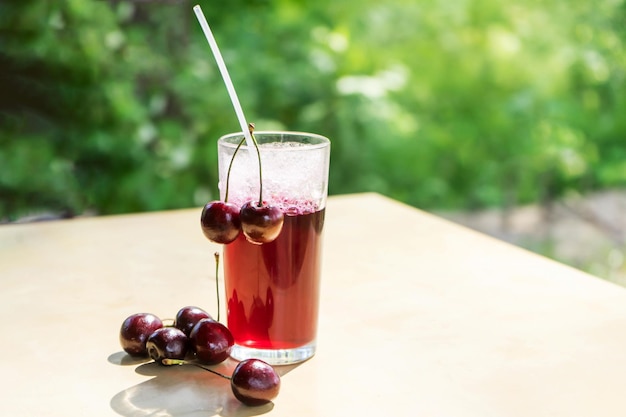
[230,341,316,365]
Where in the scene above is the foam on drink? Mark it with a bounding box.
[218,132,330,213]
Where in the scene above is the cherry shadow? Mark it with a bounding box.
[108,351,152,366]
[108,351,301,417]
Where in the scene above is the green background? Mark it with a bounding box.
[1,0,625,274]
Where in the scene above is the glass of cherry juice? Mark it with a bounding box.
[218,131,331,365]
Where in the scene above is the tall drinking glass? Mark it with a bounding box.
[217,131,331,365]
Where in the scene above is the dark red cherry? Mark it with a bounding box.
[200,201,241,244]
[189,318,234,365]
[231,359,281,406]
[146,327,188,365]
[174,306,213,337]
[119,313,163,357]
[239,201,284,244]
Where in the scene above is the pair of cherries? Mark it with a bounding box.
[201,200,284,245]
[201,123,285,246]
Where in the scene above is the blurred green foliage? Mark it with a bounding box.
[1,0,625,221]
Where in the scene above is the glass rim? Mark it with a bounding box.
[218,130,330,151]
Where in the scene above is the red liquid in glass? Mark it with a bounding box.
[224,208,325,350]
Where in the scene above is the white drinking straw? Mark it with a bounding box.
[193,4,254,148]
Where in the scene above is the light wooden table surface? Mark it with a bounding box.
[2,192,626,417]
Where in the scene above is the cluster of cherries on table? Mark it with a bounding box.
[119,306,280,406]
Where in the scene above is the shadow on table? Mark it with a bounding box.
[108,351,300,417]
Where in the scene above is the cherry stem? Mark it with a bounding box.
[224,138,245,203]
[249,127,264,206]
[224,123,256,203]
[161,358,232,380]
[214,251,221,322]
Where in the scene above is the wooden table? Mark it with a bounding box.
[2,193,626,416]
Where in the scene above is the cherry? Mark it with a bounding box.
[174,306,213,337]
[161,356,281,406]
[200,201,241,244]
[231,359,281,406]
[162,357,281,406]
[119,313,164,357]
[189,318,234,365]
[199,125,249,245]
[239,201,284,244]
[146,327,188,365]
